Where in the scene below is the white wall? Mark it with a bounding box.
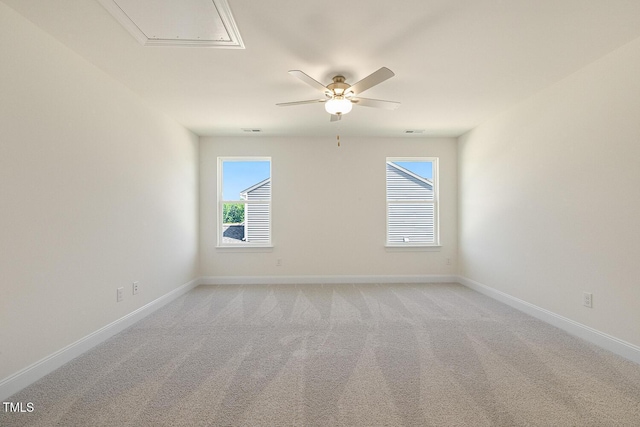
[459,36,640,347]
[200,136,457,278]
[0,3,199,380]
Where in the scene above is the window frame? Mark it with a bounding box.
[217,156,272,248]
[385,157,440,247]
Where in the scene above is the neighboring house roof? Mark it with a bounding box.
[386,162,433,187]
[240,177,270,199]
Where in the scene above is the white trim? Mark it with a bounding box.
[4,274,638,401]
[0,278,201,401]
[215,245,274,252]
[384,245,442,251]
[386,157,440,247]
[218,157,272,247]
[458,275,640,365]
[200,275,458,286]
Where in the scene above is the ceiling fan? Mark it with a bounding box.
[277,67,400,121]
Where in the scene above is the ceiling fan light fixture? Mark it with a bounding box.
[279,68,399,118]
[325,96,353,115]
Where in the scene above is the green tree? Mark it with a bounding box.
[223,203,244,224]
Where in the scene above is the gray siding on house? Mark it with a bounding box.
[241,179,271,243]
[386,162,433,200]
[387,203,435,244]
[386,162,435,244]
[244,179,271,200]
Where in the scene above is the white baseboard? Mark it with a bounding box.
[4,274,638,401]
[0,277,201,401]
[458,275,640,365]
[200,274,458,286]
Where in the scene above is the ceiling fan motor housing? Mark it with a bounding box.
[327,75,351,97]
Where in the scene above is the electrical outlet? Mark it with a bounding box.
[276,259,282,267]
[117,287,124,302]
[133,281,139,295]
[583,292,593,308]
[446,258,452,265]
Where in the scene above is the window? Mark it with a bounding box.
[386,158,439,246]
[218,157,271,246]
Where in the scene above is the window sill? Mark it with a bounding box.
[385,245,442,252]
[216,245,274,253]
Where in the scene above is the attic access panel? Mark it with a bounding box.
[98,0,244,48]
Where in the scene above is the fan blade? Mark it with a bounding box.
[330,114,342,122]
[288,70,328,93]
[276,99,326,107]
[351,97,400,110]
[347,67,395,95]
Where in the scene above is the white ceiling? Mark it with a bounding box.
[4,0,640,137]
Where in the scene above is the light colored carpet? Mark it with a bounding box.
[2,283,640,426]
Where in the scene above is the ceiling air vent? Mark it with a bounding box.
[242,129,262,133]
[404,129,425,134]
[98,0,244,48]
